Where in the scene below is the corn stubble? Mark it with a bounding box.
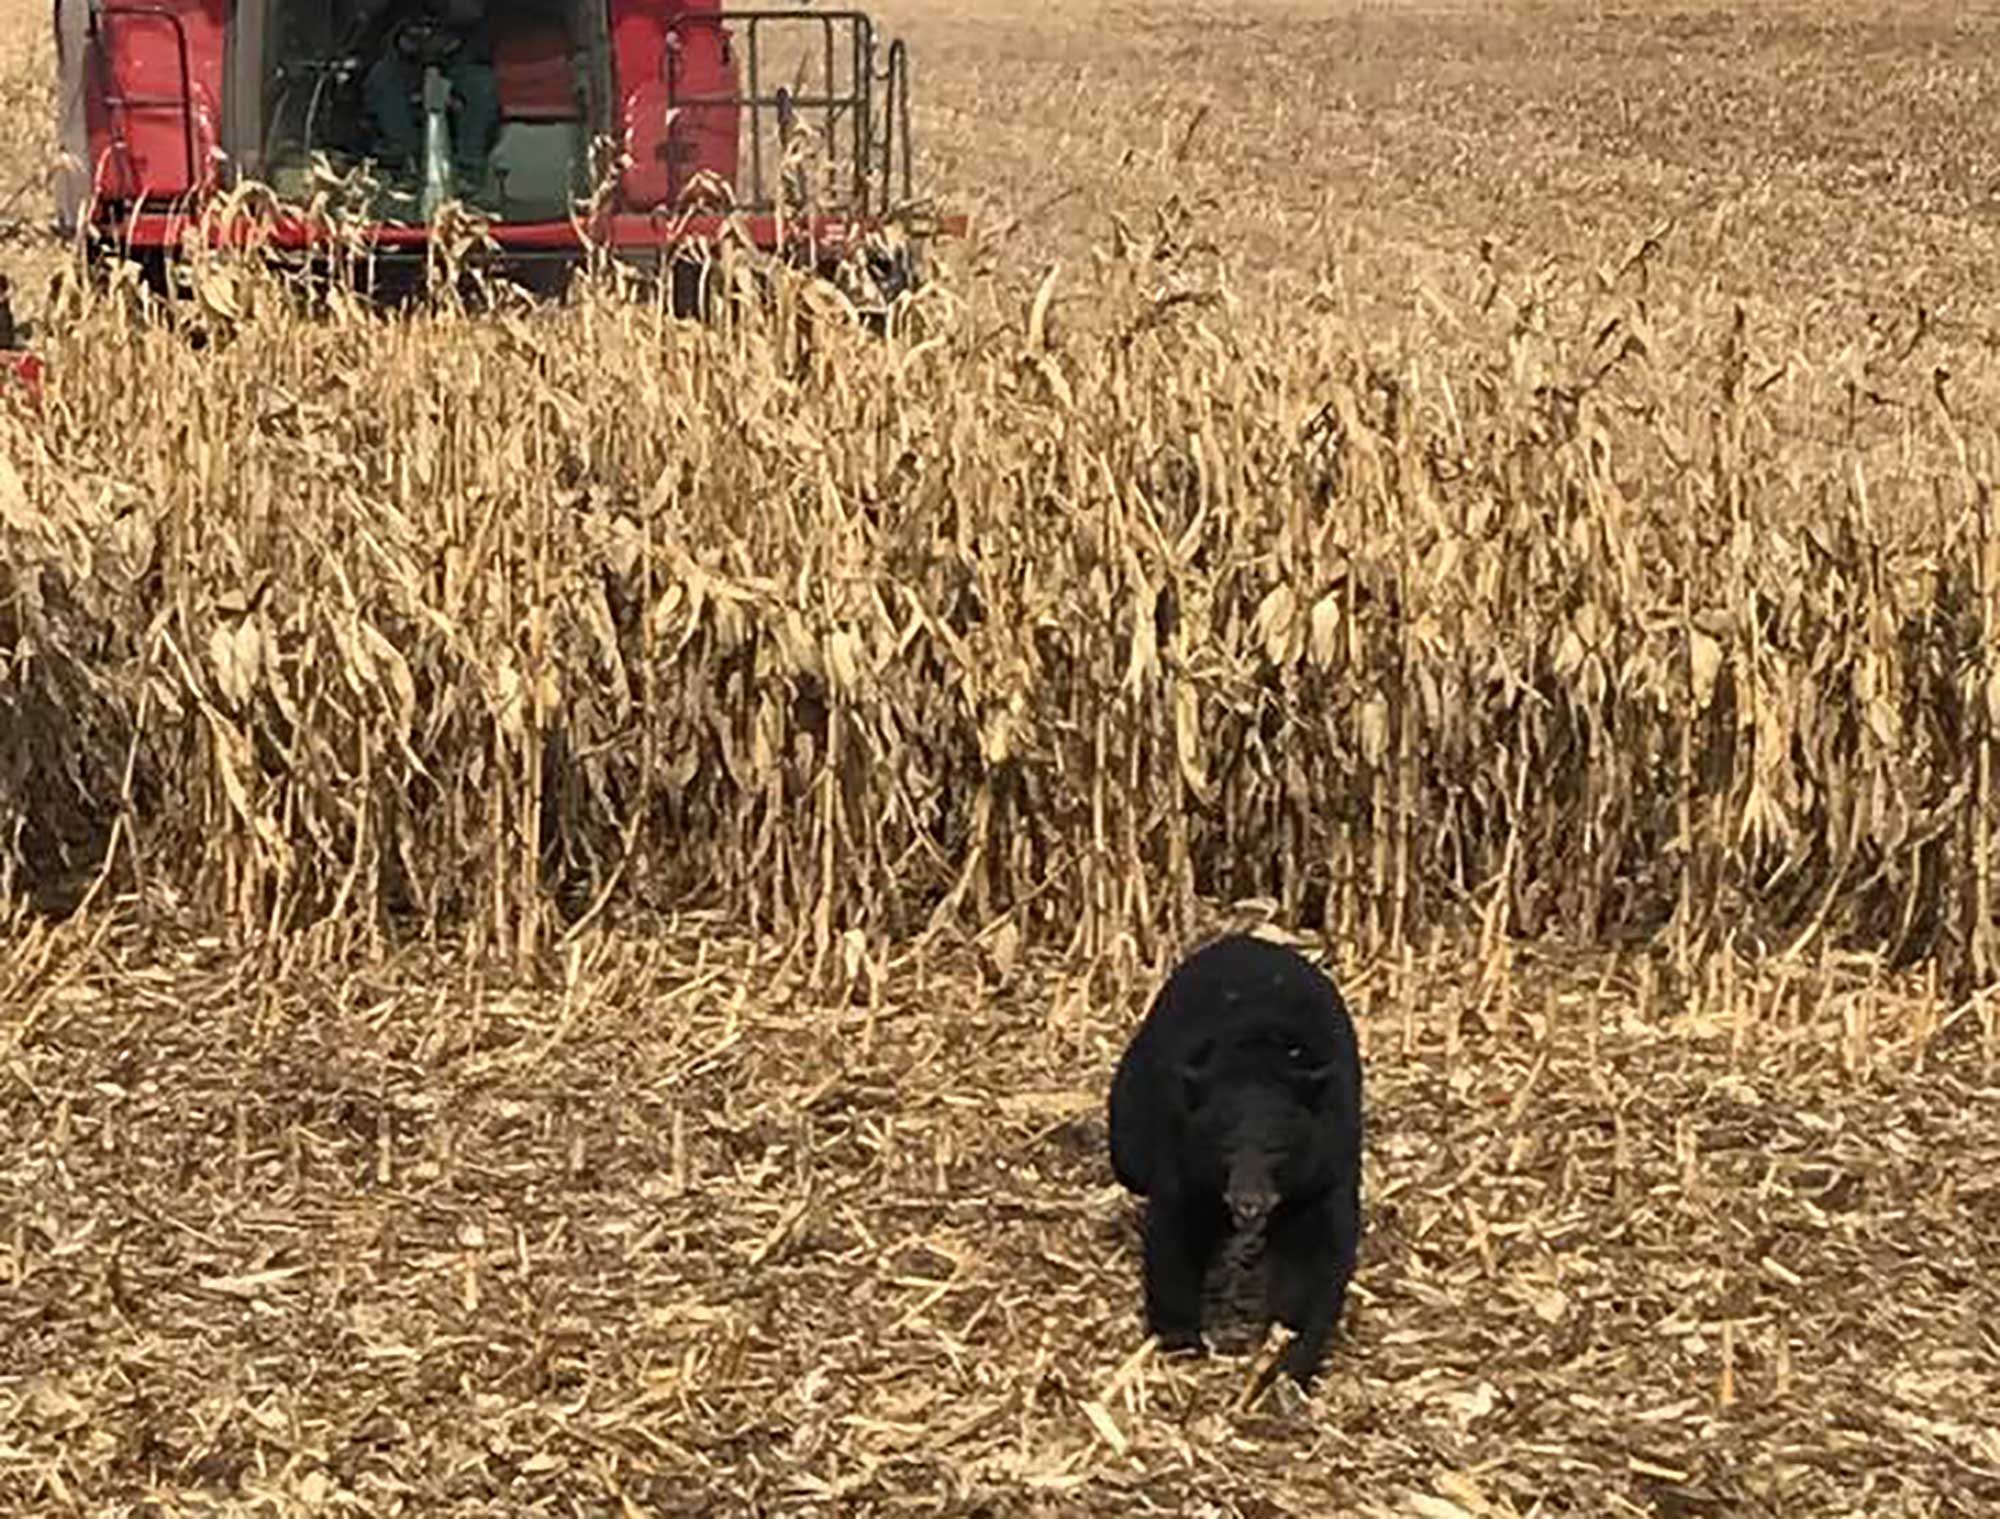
[0,219,1995,1006]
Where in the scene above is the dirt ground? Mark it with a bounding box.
[3,908,1997,1516]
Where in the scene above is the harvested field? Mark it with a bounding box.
[6,911,1997,1515]
[4,0,2000,1514]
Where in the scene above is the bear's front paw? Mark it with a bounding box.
[1279,1337,1327,1390]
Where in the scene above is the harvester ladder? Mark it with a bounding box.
[672,9,915,219]
[87,1,201,194]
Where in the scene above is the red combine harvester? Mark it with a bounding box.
[47,0,962,307]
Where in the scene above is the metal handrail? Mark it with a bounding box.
[881,35,910,212]
[91,2,200,192]
[668,9,913,219]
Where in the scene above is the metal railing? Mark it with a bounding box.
[89,2,200,194]
[668,9,915,220]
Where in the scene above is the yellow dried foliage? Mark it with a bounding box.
[0,210,1993,991]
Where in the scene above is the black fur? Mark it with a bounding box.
[1107,932,1363,1387]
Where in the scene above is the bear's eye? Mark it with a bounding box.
[1286,1043,1308,1063]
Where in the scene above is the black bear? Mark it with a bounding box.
[1107,931,1363,1388]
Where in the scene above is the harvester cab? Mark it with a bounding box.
[49,0,961,304]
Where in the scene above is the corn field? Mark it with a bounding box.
[4,213,1998,993]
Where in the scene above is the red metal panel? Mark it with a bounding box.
[610,0,741,213]
[4,351,45,408]
[85,0,227,203]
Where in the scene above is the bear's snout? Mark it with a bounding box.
[1225,1151,1281,1229]
[1227,1183,1278,1230]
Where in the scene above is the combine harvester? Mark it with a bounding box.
[38,0,962,319]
